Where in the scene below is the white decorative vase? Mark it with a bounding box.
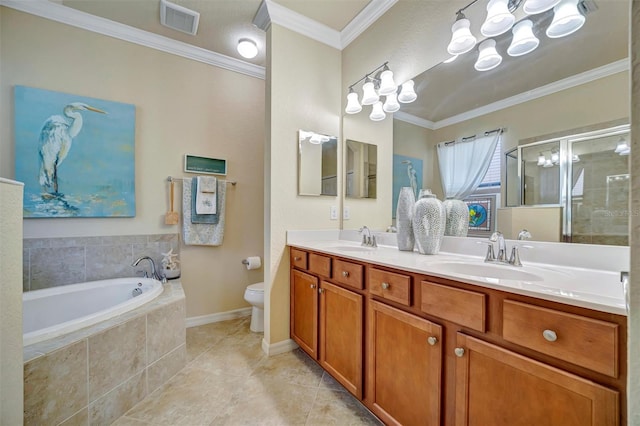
[413,190,446,255]
[396,187,416,251]
[444,199,470,237]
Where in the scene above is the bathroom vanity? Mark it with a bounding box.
[288,237,627,426]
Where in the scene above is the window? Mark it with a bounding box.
[478,138,501,189]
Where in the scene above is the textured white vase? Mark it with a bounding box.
[413,190,446,255]
[396,187,416,251]
[444,199,470,237]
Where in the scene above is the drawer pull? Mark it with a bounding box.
[427,336,438,346]
[342,271,350,277]
[542,329,558,342]
[381,282,390,290]
[310,284,316,289]
[454,347,465,357]
[318,288,324,294]
[294,256,301,261]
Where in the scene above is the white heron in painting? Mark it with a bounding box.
[38,102,106,194]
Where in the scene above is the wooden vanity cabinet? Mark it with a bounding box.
[290,249,365,398]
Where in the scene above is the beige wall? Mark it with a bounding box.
[393,119,437,195]
[0,179,23,425]
[265,24,341,345]
[0,9,265,318]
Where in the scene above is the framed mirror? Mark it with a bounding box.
[298,130,338,196]
[391,0,629,244]
[345,139,377,199]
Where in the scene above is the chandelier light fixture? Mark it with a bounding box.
[446,0,594,72]
[344,62,417,121]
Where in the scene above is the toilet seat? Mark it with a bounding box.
[246,282,264,293]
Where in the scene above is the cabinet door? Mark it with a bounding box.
[291,270,318,359]
[319,281,363,398]
[367,300,442,426]
[454,333,619,426]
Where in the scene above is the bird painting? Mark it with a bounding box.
[38,102,107,195]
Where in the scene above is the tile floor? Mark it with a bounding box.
[113,317,382,425]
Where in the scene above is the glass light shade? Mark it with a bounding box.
[378,69,397,96]
[481,0,516,37]
[546,0,585,38]
[309,133,323,144]
[572,154,580,162]
[398,80,417,103]
[620,148,630,156]
[474,39,502,72]
[614,137,629,153]
[551,150,560,163]
[369,101,386,121]
[383,93,400,113]
[237,39,258,59]
[447,18,477,55]
[345,91,362,114]
[537,153,546,166]
[523,0,562,14]
[543,159,553,168]
[507,20,540,57]
[361,80,379,105]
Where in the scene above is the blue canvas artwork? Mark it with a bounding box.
[15,86,136,218]
[392,154,423,219]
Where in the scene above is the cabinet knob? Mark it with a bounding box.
[294,256,301,261]
[381,282,390,290]
[427,336,438,346]
[342,271,350,277]
[318,288,324,294]
[454,347,465,357]
[543,329,558,342]
[310,284,316,289]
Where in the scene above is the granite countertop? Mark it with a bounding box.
[288,236,627,316]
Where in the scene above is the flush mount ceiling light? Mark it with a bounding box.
[445,0,592,72]
[481,0,516,37]
[344,62,414,121]
[475,39,503,71]
[237,39,258,59]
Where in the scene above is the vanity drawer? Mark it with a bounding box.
[309,253,331,277]
[290,248,308,270]
[369,268,411,306]
[332,259,364,290]
[421,281,486,332]
[502,300,619,377]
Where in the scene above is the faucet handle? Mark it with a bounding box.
[371,235,377,248]
[477,241,496,262]
[509,245,532,267]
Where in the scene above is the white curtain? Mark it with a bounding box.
[437,132,501,200]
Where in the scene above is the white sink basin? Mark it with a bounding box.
[428,261,544,282]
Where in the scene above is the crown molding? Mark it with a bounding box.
[263,0,341,49]
[393,111,436,130]
[1,0,266,80]
[394,59,629,130]
[341,0,398,48]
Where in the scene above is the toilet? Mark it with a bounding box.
[244,282,264,332]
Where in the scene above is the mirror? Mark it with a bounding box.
[345,140,377,199]
[390,0,629,244]
[298,130,338,196]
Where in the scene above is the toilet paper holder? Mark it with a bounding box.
[241,259,250,265]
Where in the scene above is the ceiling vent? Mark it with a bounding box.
[160,0,200,35]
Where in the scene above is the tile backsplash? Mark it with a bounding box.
[23,234,180,292]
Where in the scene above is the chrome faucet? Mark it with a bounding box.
[132,256,166,283]
[490,231,508,262]
[485,231,527,267]
[359,226,377,247]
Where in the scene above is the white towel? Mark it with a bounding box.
[195,176,217,215]
[183,178,226,246]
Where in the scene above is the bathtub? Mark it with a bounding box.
[23,277,164,346]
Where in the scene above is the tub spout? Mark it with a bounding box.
[132,256,166,283]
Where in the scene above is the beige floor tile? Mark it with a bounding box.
[212,376,318,426]
[186,318,248,362]
[251,348,324,388]
[110,415,153,425]
[194,334,265,378]
[124,365,239,425]
[319,371,349,392]
[306,388,383,426]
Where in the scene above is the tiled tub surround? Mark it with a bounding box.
[287,230,629,315]
[23,282,186,426]
[23,233,180,292]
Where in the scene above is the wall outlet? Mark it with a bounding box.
[343,206,351,220]
[330,205,338,220]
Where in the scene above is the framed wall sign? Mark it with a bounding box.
[184,154,227,176]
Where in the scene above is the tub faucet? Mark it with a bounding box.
[132,256,166,283]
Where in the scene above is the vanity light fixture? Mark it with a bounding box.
[614,137,630,155]
[345,62,416,121]
[551,149,560,164]
[300,131,331,144]
[572,154,580,162]
[542,158,554,168]
[446,0,593,71]
[537,153,546,166]
[475,39,503,71]
[237,38,258,59]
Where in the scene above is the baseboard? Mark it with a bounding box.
[261,338,299,356]
[185,307,252,328]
